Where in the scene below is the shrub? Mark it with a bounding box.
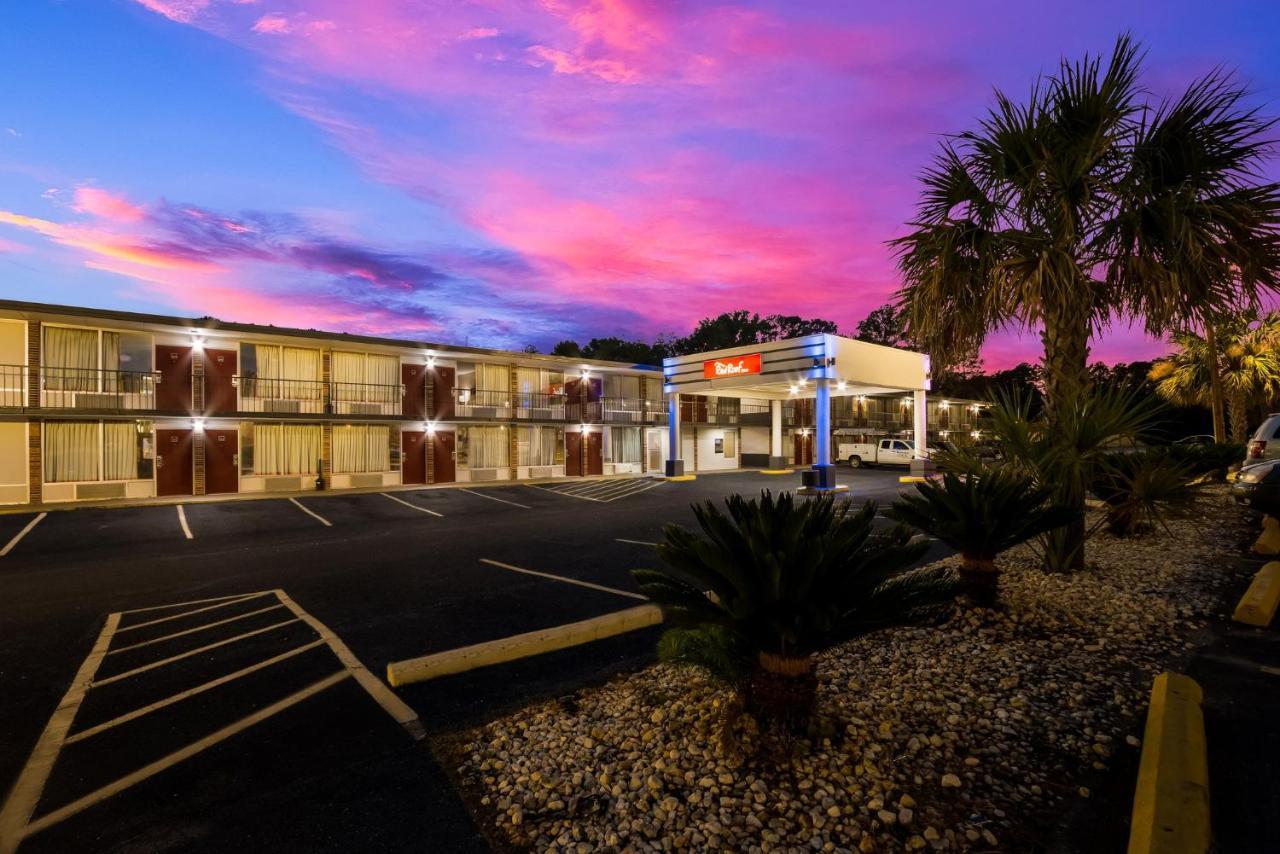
[1148,442,1245,482]
[633,491,954,731]
[1089,451,1204,536]
[886,470,1077,604]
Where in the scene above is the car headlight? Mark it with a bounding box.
[1239,468,1268,483]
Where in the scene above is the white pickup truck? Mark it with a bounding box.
[836,437,920,468]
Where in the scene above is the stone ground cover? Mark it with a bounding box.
[446,488,1251,853]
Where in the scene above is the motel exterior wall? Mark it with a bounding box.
[0,301,667,506]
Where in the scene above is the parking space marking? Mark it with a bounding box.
[176,505,193,540]
[21,671,351,842]
[288,497,332,527]
[0,513,46,558]
[458,488,530,509]
[106,604,288,655]
[478,558,645,601]
[381,492,443,517]
[116,592,271,634]
[0,612,118,854]
[528,484,605,503]
[273,589,424,740]
[119,592,264,616]
[533,478,664,503]
[616,538,658,547]
[92,619,301,687]
[65,640,327,745]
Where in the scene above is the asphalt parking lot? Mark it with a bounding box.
[0,467,943,852]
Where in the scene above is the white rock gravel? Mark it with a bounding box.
[452,489,1251,852]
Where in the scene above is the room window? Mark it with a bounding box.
[518,426,562,466]
[43,420,153,482]
[249,423,322,475]
[458,426,507,469]
[332,424,391,473]
[609,426,642,464]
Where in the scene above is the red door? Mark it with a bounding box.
[431,431,456,483]
[566,431,583,477]
[586,431,603,475]
[205,428,238,494]
[680,395,709,423]
[402,430,426,484]
[204,348,237,414]
[794,432,814,466]
[156,345,193,412]
[402,364,425,419]
[431,366,455,420]
[157,428,193,496]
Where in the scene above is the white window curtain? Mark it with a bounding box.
[610,427,642,464]
[332,424,390,473]
[605,374,640,400]
[367,354,399,403]
[282,346,321,400]
[516,367,541,395]
[44,421,100,482]
[44,327,98,391]
[519,426,559,466]
[476,363,509,391]
[254,423,321,475]
[331,352,364,401]
[103,421,137,480]
[465,426,508,469]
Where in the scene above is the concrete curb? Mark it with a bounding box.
[664,475,697,482]
[1252,516,1280,555]
[386,604,663,687]
[1127,672,1210,854]
[1232,561,1280,627]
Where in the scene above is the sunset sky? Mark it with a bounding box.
[2,1,1278,367]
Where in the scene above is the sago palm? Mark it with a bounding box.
[633,492,953,730]
[886,470,1076,604]
[893,35,1280,569]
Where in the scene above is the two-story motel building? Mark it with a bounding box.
[0,300,989,507]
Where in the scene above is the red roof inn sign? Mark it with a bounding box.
[703,353,762,379]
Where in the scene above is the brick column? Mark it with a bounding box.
[193,432,206,496]
[27,320,39,409]
[321,424,332,487]
[28,422,41,504]
[639,377,648,473]
[426,433,436,483]
[320,349,332,487]
[192,349,206,414]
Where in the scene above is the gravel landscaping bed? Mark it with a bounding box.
[449,488,1252,852]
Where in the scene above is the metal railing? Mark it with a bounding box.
[330,381,403,416]
[453,387,514,419]
[234,376,326,414]
[40,366,158,411]
[513,391,569,420]
[581,397,665,424]
[0,364,27,409]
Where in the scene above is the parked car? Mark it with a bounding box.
[1245,414,1280,465]
[1230,460,1280,515]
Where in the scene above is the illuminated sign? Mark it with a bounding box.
[703,353,762,379]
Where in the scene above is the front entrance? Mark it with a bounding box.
[204,428,238,495]
[155,345,193,412]
[204,348,237,414]
[430,366,455,420]
[402,430,426,484]
[566,431,583,477]
[586,430,603,475]
[794,431,814,466]
[431,431,456,483]
[402,364,425,419]
[157,428,193,496]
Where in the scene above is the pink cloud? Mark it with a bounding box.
[251,14,292,35]
[72,187,146,223]
[132,0,210,24]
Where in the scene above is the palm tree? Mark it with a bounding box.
[893,35,1280,569]
[1152,313,1280,441]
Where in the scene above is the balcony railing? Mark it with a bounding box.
[330,381,403,416]
[0,364,27,409]
[453,387,514,420]
[234,376,325,414]
[582,398,665,424]
[514,391,568,420]
[40,367,158,411]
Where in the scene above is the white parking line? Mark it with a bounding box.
[117,592,271,633]
[478,558,646,601]
[92,619,300,687]
[0,512,46,558]
[289,497,332,527]
[21,671,351,841]
[119,591,267,616]
[176,505,193,540]
[616,538,658,547]
[107,604,288,655]
[460,487,530,509]
[381,492,443,517]
[0,612,118,854]
[529,484,605,502]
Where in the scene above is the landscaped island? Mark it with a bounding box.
[447,490,1249,852]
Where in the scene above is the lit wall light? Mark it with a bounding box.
[425,355,436,369]
[425,421,436,435]
[191,337,204,353]
[192,418,205,432]
[836,380,847,391]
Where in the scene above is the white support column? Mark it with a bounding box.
[769,399,785,469]
[814,375,834,488]
[666,392,684,476]
[911,388,933,475]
